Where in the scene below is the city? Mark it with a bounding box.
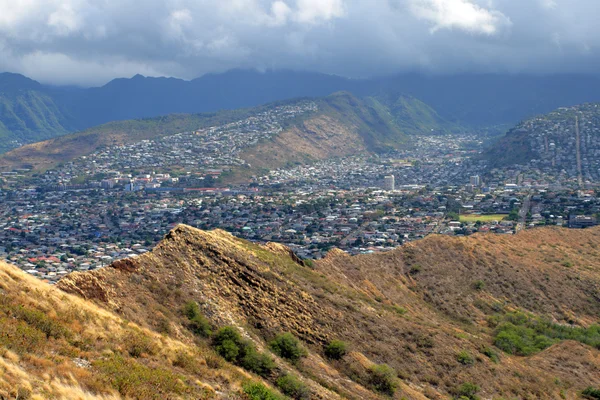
[2,111,599,283]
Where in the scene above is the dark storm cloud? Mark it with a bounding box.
[0,0,598,86]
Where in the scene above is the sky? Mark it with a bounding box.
[0,0,599,86]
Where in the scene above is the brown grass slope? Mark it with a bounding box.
[58,225,600,399]
[0,259,286,400]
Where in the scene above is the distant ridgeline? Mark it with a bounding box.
[485,103,600,181]
[3,70,600,153]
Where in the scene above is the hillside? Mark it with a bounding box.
[4,70,600,152]
[0,73,75,152]
[484,103,600,180]
[0,259,281,399]
[0,93,408,174]
[366,94,458,136]
[41,224,600,399]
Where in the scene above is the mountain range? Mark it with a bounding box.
[1,224,599,399]
[0,92,443,173]
[4,69,600,153]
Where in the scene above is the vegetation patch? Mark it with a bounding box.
[324,340,348,360]
[269,333,307,363]
[183,301,213,338]
[275,374,310,400]
[94,354,189,399]
[492,312,600,356]
[212,327,275,377]
[243,382,285,400]
[368,363,397,396]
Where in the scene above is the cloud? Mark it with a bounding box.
[0,0,599,86]
[408,0,511,35]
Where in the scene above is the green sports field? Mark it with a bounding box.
[459,214,506,223]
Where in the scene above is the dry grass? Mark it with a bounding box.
[0,261,253,399]
[13,224,600,399]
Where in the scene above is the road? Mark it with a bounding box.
[516,194,531,232]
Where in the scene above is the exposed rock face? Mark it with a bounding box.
[59,225,335,344]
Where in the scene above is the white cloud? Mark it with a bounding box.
[295,0,345,23]
[408,0,511,34]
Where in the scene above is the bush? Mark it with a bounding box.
[457,350,475,365]
[241,348,276,377]
[368,364,397,396]
[189,314,212,337]
[212,326,274,375]
[493,312,600,356]
[183,301,212,337]
[243,382,285,400]
[583,387,600,399]
[11,305,69,339]
[324,340,347,360]
[454,382,480,400]
[480,346,500,363]
[270,333,307,363]
[472,280,486,291]
[276,374,310,400]
[183,301,201,320]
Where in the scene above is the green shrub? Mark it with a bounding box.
[457,350,475,365]
[493,312,600,356]
[583,387,600,399]
[276,374,310,400]
[125,330,156,358]
[368,364,397,396]
[241,348,276,377]
[212,326,274,375]
[189,314,212,337]
[243,382,285,400]
[183,301,212,337]
[409,265,422,275]
[216,339,239,362]
[183,301,201,320]
[270,333,307,363]
[480,346,499,363]
[324,340,347,360]
[454,382,480,400]
[472,280,486,291]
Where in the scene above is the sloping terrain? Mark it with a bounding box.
[0,109,254,172]
[241,92,406,170]
[53,224,600,399]
[0,73,76,152]
[0,259,273,399]
[4,70,600,150]
[0,93,406,174]
[484,103,600,176]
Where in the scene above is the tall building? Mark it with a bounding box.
[384,175,395,191]
[470,175,481,187]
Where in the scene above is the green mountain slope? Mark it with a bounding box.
[367,94,460,136]
[0,90,73,152]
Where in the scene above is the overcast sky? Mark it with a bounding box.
[1,0,598,86]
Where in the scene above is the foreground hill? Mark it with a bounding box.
[46,224,600,399]
[0,93,410,174]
